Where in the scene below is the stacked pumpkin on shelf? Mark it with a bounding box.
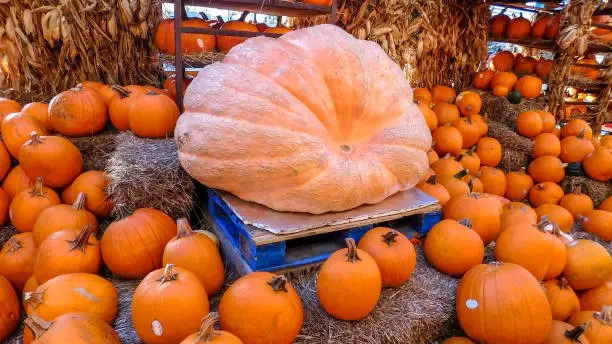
[490,11,560,40]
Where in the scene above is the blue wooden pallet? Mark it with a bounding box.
[207,189,441,274]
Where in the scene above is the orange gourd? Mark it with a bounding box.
[1,112,47,158]
[537,109,556,133]
[23,273,118,324]
[433,102,460,126]
[583,148,612,182]
[478,166,506,197]
[19,132,83,188]
[48,86,108,137]
[417,101,437,131]
[155,18,216,54]
[491,71,518,89]
[453,116,481,148]
[580,279,612,312]
[563,240,612,290]
[24,313,120,344]
[507,15,532,39]
[500,202,537,230]
[438,170,471,198]
[505,168,534,201]
[532,15,553,38]
[456,262,552,343]
[101,208,176,279]
[0,141,11,182]
[417,175,450,206]
[528,155,566,183]
[545,321,590,344]
[456,147,480,175]
[431,85,456,104]
[0,97,22,123]
[561,119,593,139]
[32,192,98,246]
[475,137,502,167]
[78,81,104,91]
[0,232,36,290]
[516,110,544,137]
[108,85,147,131]
[536,204,575,233]
[530,182,565,207]
[543,278,581,321]
[0,275,20,341]
[536,58,554,80]
[455,91,482,116]
[431,154,463,176]
[560,187,594,220]
[413,88,432,104]
[128,91,180,138]
[470,115,488,138]
[560,131,595,163]
[443,192,501,244]
[533,132,561,158]
[176,26,433,214]
[9,176,60,233]
[357,227,416,287]
[162,218,224,296]
[317,238,381,320]
[515,75,543,99]
[489,51,516,72]
[424,219,484,276]
[2,165,34,199]
[600,196,612,212]
[217,17,258,53]
[180,312,243,344]
[490,14,511,37]
[219,272,303,344]
[433,126,463,156]
[514,56,537,75]
[581,210,612,241]
[492,85,510,97]
[472,69,495,90]
[61,171,112,218]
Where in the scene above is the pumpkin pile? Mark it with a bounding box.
[490,12,560,40]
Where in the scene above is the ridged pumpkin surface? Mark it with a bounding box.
[0,275,20,341]
[0,233,37,291]
[175,25,431,214]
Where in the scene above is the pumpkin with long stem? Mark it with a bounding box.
[0,275,20,342]
[528,155,567,183]
[560,130,595,163]
[180,312,243,344]
[128,91,180,138]
[357,227,416,287]
[443,192,501,245]
[580,279,612,312]
[317,238,381,320]
[108,85,147,131]
[2,165,34,199]
[475,137,502,167]
[61,171,113,218]
[417,175,450,206]
[19,131,83,188]
[563,240,612,291]
[162,218,224,296]
[536,204,575,233]
[530,182,565,206]
[495,217,567,280]
[9,176,60,232]
[543,278,581,321]
[582,148,612,182]
[544,321,590,344]
[32,192,98,246]
[0,232,36,290]
[132,264,209,344]
[101,207,176,279]
[568,306,612,343]
[48,85,108,137]
[24,313,120,344]
[23,273,117,324]
[425,218,484,276]
[505,167,533,201]
[560,186,594,220]
[34,225,101,284]
[1,112,47,158]
[457,262,552,343]
[533,133,561,158]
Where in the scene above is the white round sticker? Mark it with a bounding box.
[466,298,479,310]
[152,320,163,336]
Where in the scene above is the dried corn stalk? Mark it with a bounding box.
[0,0,163,102]
[291,0,489,90]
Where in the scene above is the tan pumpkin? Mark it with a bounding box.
[0,275,20,342]
[580,278,612,312]
[0,232,36,290]
[417,175,451,206]
[23,273,117,324]
[1,112,47,158]
[431,85,457,104]
[61,171,112,218]
[19,131,83,188]
[2,165,34,199]
[533,132,561,158]
[48,86,108,137]
[560,187,594,220]
[582,148,612,182]
[443,192,501,244]
[32,192,98,246]
[424,219,484,276]
[500,202,537,230]
[536,204,575,233]
[528,155,566,183]
[516,110,543,138]
[433,126,463,156]
[23,313,120,344]
[544,321,590,344]
[568,306,612,343]
[9,177,60,233]
[544,278,581,321]
[478,166,507,197]
[475,137,502,167]
[358,227,416,287]
[162,218,224,296]
[563,240,612,290]
[581,210,612,241]
[179,312,243,344]
[176,25,432,214]
[560,131,595,163]
[505,168,533,201]
[453,116,481,148]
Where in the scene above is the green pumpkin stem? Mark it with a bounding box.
[158,264,178,284]
[467,178,474,193]
[454,169,468,180]
[68,225,95,253]
[195,312,220,342]
[5,237,22,253]
[382,231,399,247]
[595,306,612,324]
[176,218,194,239]
[564,323,588,342]
[455,154,465,162]
[267,275,289,293]
[24,315,51,340]
[577,129,586,139]
[239,11,249,21]
[458,218,472,228]
[23,291,44,310]
[345,238,361,263]
[467,145,476,156]
[31,176,45,197]
[72,192,87,210]
[426,175,437,185]
[110,85,132,99]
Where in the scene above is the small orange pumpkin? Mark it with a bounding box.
[561,119,593,139]
[217,18,259,53]
[443,192,502,244]
[9,176,61,233]
[413,88,432,104]
[500,203,537,230]
[600,196,612,212]
[581,210,612,241]
[427,149,439,165]
[490,14,511,37]
[431,85,456,104]
[417,101,437,132]
[537,109,556,133]
[475,137,502,167]
[472,70,495,90]
[433,126,463,156]
[23,310,120,343]
[516,110,544,137]
[418,175,451,206]
[528,155,566,183]
[438,170,471,198]
[431,154,464,176]
[505,168,534,201]
[530,182,565,207]
[560,131,595,163]
[514,56,538,75]
[536,58,554,80]
[128,91,180,138]
[164,74,194,99]
[560,187,594,220]
[507,15,532,39]
[478,166,507,197]
[543,278,581,321]
[545,15,561,39]
[532,14,553,38]
[48,86,108,137]
[563,240,612,290]
[1,112,48,158]
[568,306,612,344]
[0,97,22,124]
[20,103,49,129]
[61,171,112,218]
[455,91,482,116]
[533,132,561,158]
[489,51,516,72]
[544,321,590,344]
[180,312,243,344]
[453,116,481,148]
[582,148,612,182]
[515,75,543,99]
[433,102,460,126]
[491,71,518,89]
[0,275,20,341]
[0,232,36,290]
[2,165,33,199]
[579,278,612,312]
[108,85,146,131]
[536,204,575,233]
[456,146,480,175]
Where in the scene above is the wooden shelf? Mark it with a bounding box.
[566,79,608,92]
[182,27,283,37]
[587,41,612,54]
[167,0,332,17]
[564,101,599,106]
[488,38,556,51]
[572,62,610,70]
[490,1,564,14]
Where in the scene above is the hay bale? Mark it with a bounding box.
[499,148,531,173]
[107,274,142,344]
[563,176,611,208]
[0,225,19,247]
[105,132,195,219]
[486,120,533,153]
[294,249,458,344]
[68,129,120,171]
[480,92,547,128]
[570,224,611,254]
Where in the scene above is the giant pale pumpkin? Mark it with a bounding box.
[175,25,432,214]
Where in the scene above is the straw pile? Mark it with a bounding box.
[291,0,489,90]
[480,92,547,128]
[160,51,226,69]
[0,0,162,102]
[68,128,119,171]
[0,224,18,248]
[486,120,533,172]
[562,176,611,208]
[105,132,195,219]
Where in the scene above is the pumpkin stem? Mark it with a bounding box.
[467,145,476,156]
[564,323,588,342]
[559,277,570,289]
[216,15,224,24]
[267,275,289,293]
[72,192,87,210]
[573,184,583,195]
[577,129,586,139]
[344,238,361,263]
[534,216,554,232]
[67,225,95,253]
[454,169,468,180]
[5,237,22,253]
[426,175,437,185]
[110,85,132,99]
[239,11,250,21]
[467,178,474,193]
[488,261,504,271]
[176,218,194,239]
[195,312,220,342]
[455,154,465,162]
[23,291,44,310]
[519,167,526,175]
[157,264,178,284]
[466,115,473,124]
[29,131,43,145]
[458,218,473,228]
[24,315,51,340]
[382,231,399,247]
[536,183,545,190]
[595,306,612,324]
[30,176,46,197]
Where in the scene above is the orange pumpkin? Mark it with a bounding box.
[601,197,612,212]
[560,187,594,220]
[536,58,554,80]
[563,240,612,290]
[48,86,108,137]
[560,131,595,163]
[530,182,565,207]
[515,75,543,99]
[128,91,180,138]
[490,14,511,37]
[466,176,484,193]
[417,175,451,206]
[424,219,484,276]
[2,165,33,199]
[413,88,432,104]
[23,275,38,296]
[0,141,11,182]
[492,85,510,97]
[94,84,116,105]
[433,126,463,156]
[433,102,460,125]
[61,171,112,218]
[264,26,292,35]
[431,154,464,176]
[545,15,561,39]
[491,71,518,90]
[20,102,49,129]
[475,137,502,167]
[505,168,534,201]
[169,18,216,54]
[456,147,480,175]
[217,19,258,53]
[581,210,612,241]
[417,101,437,131]
[583,148,612,182]
[443,192,501,244]
[507,15,532,39]
[427,149,439,165]
[9,176,61,233]
[442,338,476,344]
[78,81,104,91]
[317,238,381,320]
[537,110,556,133]
[543,278,581,321]
[545,321,590,344]
[452,116,481,149]
[164,74,194,99]
[568,306,612,344]
[472,69,495,90]
[1,112,47,158]
[0,275,20,342]
[101,208,176,279]
[561,119,593,139]
[455,91,482,116]
[489,51,516,72]
[180,312,243,344]
[23,312,120,344]
[528,155,566,183]
[478,166,506,196]
[533,132,561,158]
[500,202,537,230]
[580,279,612,312]
[438,170,471,198]
[516,110,544,137]
[456,262,552,343]
[0,232,36,290]
[32,192,98,246]
[514,56,537,75]
[431,85,456,104]
[0,188,9,227]
[536,204,575,233]
[108,85,146,131]
[0,97,22,124]
[532,15,554,38]
[19,132,83,188]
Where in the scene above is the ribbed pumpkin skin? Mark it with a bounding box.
[48,86,108,137]
[108,86,147,131]
[61,171,112,218]
[101,208,176,279]
[544,321,590,344]
[0,233,37,290]
[543,279,581,321]
[2,165,34,199]
[176,25,431,214]
[23,273,118,324]
[424,219,484,276]
[568,308,612,344]
[443,193,501,245]
[580,279,612,311]
[581,210,612,240]
[9,177,61,233]
[132,265,210,344]
[563,240,612,290]
[1,112,47,158]
[0,275,20,341]
[456,263,552,343]
[24,312,120,344]
[21,102,49,128]
[219,272,303,344]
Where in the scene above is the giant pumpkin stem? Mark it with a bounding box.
[195,312,220,342]
[267,275,289,293]
[30,176,46,197]
[72,192,87,210]
[344,238,361,263]
[595,306,612,325]
[68,225,95,252]
[382,231,399,247]
[426,175,437,185]
[110,85,132,99]
[28,131,43,146]
[565,323,588,342]
[176,218,194,239]
[23,291,44,310]
[158,264,178,284]
[5,237,22,253]
[24,315,51,340]
[458,218,473,228]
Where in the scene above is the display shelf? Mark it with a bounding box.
[490,1,563,13]
[166,0,332,17]
[489,38,556,51]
